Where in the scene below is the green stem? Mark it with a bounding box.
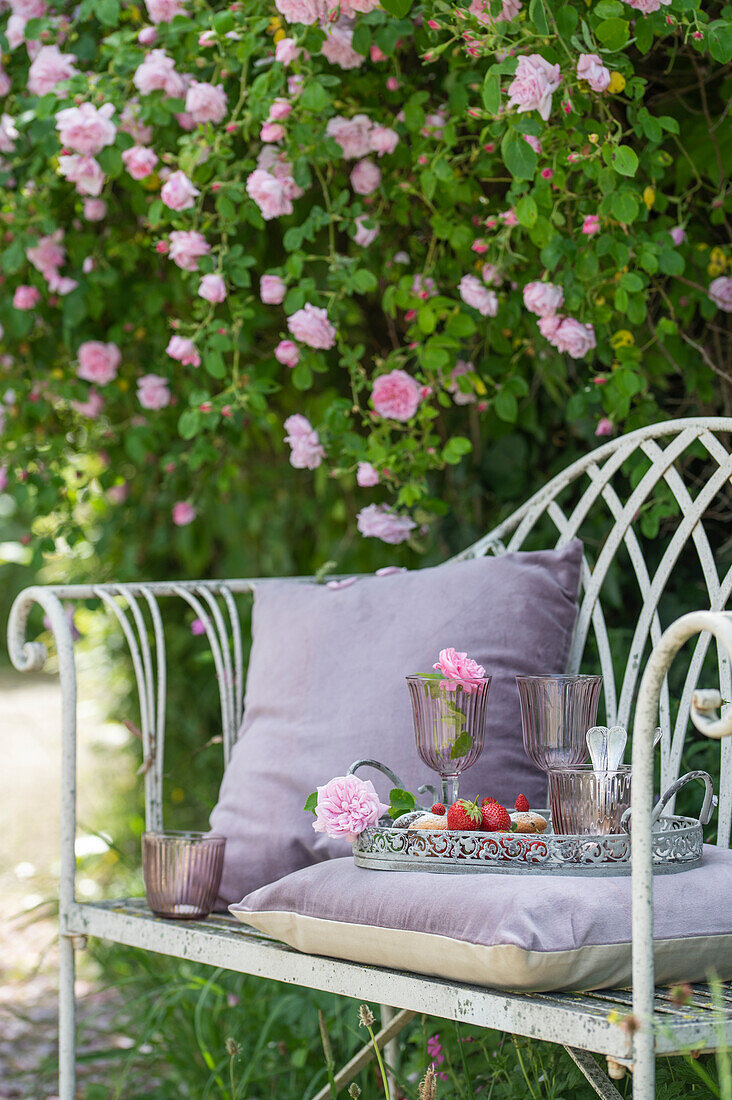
[366,1022,392,1100]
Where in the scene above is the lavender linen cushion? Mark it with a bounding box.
[210,542,582,905]
[230,851,732,992]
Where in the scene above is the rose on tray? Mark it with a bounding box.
[305,774,389,842]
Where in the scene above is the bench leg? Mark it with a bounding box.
[564,1046,626,1100]
[58,933,77,1100]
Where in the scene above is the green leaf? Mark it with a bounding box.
[442,436,472,464]
[301,82,328,112]
[450,732,474,760]
[353,269,378,293]
[611,191,639,223]
[203,351,226,379]
[658,250,685,275]
[303,792,318,815]
[178,409,200,440]
[501,129,537,180]
[594,0,624,15]
[620,272,644,292]
[388,787,418,820]
[708,20,732,63]
[482,72,501,115]
[292,362,313,390]
[495,388,518,422]
[596,17,630,50]
[516,194,538,228]
[609,145,639,177]
[351,19,371,55]
[657,115,679,134]
[528,0,549,34]
[381,0,413,16]
[94,0,120,25]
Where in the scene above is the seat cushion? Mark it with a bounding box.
[230,849,732,992]
[211,542,582,904]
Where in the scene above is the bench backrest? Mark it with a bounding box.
[454,417,732,847]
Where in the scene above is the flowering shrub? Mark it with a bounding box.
[0,0,730,551]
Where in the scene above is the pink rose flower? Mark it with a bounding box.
[538,313,562,341]
[138,26,158,44]
[320,22,364,70]
[261,121,285,143]
[357,503,416,544]
[459,274,498,317]
[523,133,542,155]
[356,461,380,487]
[312,774,388,842]
[172,501,196,526]
[350,158,381,195]
[448,359,476,405]
[370,125,399,157]
[433,647,487,689]
[326,115,373,159]
[13,285,41,310]
[625,0,670,11]
[198,273,226,303]
[268,98,292,122]
[523,281,564,317]
[669,225,686,246]
[372,369,421,421]
[543,315,596,359]
[55,102,116,156]
[0,113,18,154]
[71,389,104,418]
[145,0,187,22]
[506,54,562,121]
[83,198,107,221]
[709,277,732,313]
[83,257,96,274]
[137,373,171,409]
[58,154,105,196]
[77,340,121,385]
[275,37,301,64]
[27,45,77,96]
[122,145,158,180]
[191,617,206,635]
[120,101,154,145]
[107,482,129,504]
[166,335,200,366]
[287,303,337,349]
[577,53,610,93]
[261,274,286,304]
[354,215,379,246]
[283,413,325,469]
[246,168,294,220]
[49,274,79,296]
[275,340,300,367]
[161,169,199,211]
[595,417,614,437]
[275,0,323,24]
[469,0,521,23]
[482,263,500,285]
[412,274,437,298]
[134,50,186,99]
[582,214,600,235]
[185,81,228,124]
[168,230,211,270]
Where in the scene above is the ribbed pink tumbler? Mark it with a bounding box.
[142,831,225,919]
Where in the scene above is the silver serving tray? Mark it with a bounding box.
[352,813,703,876]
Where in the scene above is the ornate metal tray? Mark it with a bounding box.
[353,813,703,876]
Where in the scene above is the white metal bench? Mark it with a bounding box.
[7,415,732,1100]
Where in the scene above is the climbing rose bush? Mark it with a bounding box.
[0,0,730,550]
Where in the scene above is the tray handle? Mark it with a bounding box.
[347,758,408,791]
[621,769,716,831]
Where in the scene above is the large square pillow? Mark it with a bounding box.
[230,851,732,992]
[211,541,583,905]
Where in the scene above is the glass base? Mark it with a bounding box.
[440,775,459,806]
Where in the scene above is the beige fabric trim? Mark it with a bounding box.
[230,909,732,992]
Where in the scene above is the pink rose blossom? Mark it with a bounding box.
[107,482,129,504]
[625,0,670,12]
[288,74,305,96]
[137,373,171,409]
[523,281,564,317]
[185,81,228,124]
[13,285,41,310]
[370,125,399,157]
[523,133,542,155]
[577,53,610,92]
[55,102,116,156]
[275,0,324,24]
[122,145,158,180]
[506,54,562,121]
[501,208,519,227]
[595,417,614,437]
[469,0,521,23]
[268,98,292,122]
[261,274,286,304]
[161,170,199,211]
[246,168,294,220]
[71,389,104,418]
[83,198,106,221]
[261,121,285,143]
[172,501,196,526]
[481,263,500,285]
[191,617,206,635]
[82,257,96,273]
[166,335,200,366]
[709,277,732,313]
[58,154,105,196]
[434,647,487,688]
[5,14,27,50]
[459,274,498,317]
[351,158,381,195]
[27,45,77,96]
[326,114,373,159]
[275,37,301,64]
[354,215,379,246]
[312,774,388,842]
[138,26,158,44]
[669,225,686,246]
[287,303,336,349]
[357,503,416,544]
[120,101,154,145]
[134,50,186,98]
[168,230,211,270]
[49,274,78,295]
[275,340,300,367]
[386,76,399,92]
[145,0,187,22]
[538,313,562,341]
[372,369,421,421]
[77,340,121,385]
[448,359,476,405]
[412,274,437,298]
[320,22,364,70]
[198,273,226,303]
[370,44,386,61]
[543,315,596,359]
[284,413,325,469]
[356,461,380,487]
[582,214,600,235]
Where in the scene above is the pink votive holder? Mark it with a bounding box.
[142,831,225,919]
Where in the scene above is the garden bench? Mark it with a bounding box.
[7,415,732,1100]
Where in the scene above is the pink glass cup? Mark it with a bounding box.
[516,674,602,775]
[142,831,225,919]
[407,674,491,805]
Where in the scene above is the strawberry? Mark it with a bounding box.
[431,802,446,815]
[482,801,511,831]
[514,794,530,813]
[447,798,483,831]
[481,796,496,807]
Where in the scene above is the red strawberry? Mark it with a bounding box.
[431,802,446,815]
[514,794,530,813]
[481,796,496,807]
[482,801,511,832]
[447,798,483,831]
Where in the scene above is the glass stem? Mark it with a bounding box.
[441,775,459,806]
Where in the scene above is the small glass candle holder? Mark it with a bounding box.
[549,764,632,835]
[142,831,225,919]
[407,673,491,805]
